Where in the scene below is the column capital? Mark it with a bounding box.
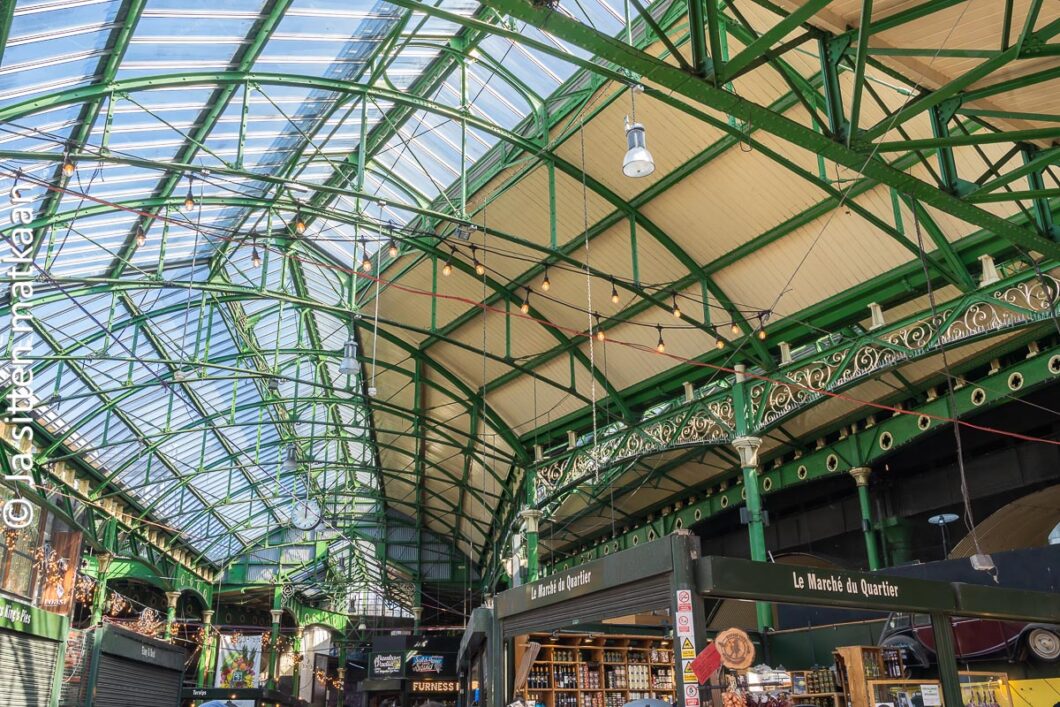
[412,606,423,622]
[849,466,872,487]
[270,609,284,624]
[165,591,182,608]
[731,436,763,468]
[202,609,214,624]
[96,552,113,575]
[518,508,543,533]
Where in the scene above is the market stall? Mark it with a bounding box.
[89,623,185,706]
[475,534,1060,707]
[0,593,68,707]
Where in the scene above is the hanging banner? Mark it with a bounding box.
[215,633,263,690]
[39,531,82,616]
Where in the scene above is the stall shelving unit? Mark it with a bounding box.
[519,632,675,707]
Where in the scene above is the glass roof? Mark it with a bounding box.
[0,0,623,578]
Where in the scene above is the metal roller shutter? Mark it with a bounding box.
[502,572,672,638]
[94,654,182,707]
[0,629,59,707]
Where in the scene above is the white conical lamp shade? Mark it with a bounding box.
[623,122,655,178]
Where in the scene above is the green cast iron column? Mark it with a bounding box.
[90,552,112,626]
[520,509,543,582]
[732,364,772,631]
[164,591,180,641]
[930,612,964,707]
[291,626,303,698]
[850,467,881,570]
[268,608,283,690]
[197,609,215,687]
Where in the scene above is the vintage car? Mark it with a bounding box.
[879,612,1060,667]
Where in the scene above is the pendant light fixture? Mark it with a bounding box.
[472,245,485,275]
[520,288,531,314]
[183,176,195,210]
[671,291,681,319]
[541,266,551,292]
[610,278,620,304]
[621,83,654,179]
[135,225,146,248]
[339,334,360,376]
[655,324,666,353]
[283,444,298,472]
[442,247,454,277]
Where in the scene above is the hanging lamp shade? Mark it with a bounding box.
[339,336,360,376]
[622,122,655,178]
[283,444,299,472]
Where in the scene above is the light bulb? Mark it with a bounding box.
[295,215,306,235]
[251,246,261,268]
[361,255,372,272]
[655,325,665,353]
[596,328,605,342]
[472,246,484,275]
[541,268,551,292]
[731,322,740,335]
[716,338,725,350]
[520,289,531,314]
[611,281,620,304]
[387,240,399,259]
[672,294,681,319]
[62,159,76,177]
[135,226,146,248]
[183,189,195,210]
[442,260,452,277]
[758,328,767,341]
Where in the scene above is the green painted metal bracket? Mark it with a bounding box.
[529,263,1059,511]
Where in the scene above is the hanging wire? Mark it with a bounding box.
[909,196,985,570]
[578,122,602,484]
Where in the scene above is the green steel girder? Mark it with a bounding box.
[23,0,147,265]
[478,0,1060,262]
[0,1,13,68]
[546,335,1060,571]
[9,273,529,464]
[108,0,294,279]
[529,263,1060,511]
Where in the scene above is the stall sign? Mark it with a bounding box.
[411,681,459,693]
[371,651,406,678]
[0,593,67,641]
[39,531,82,615]
[409,655,446,673]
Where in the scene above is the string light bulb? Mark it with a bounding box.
[541,267,551,292]
[758,328,767,341]
[610,279,619,304]
[715,337,725,350]
[62,154,76,177]
[360,240,371,272]
[472,245,485,275]
[183,177,195,210]
[442,248,454,277]
[655,325,666,353]
[730,322,740,336]
[135,225,146,248]
[671,292,681,319]
[520,289,531,314]
[595,314,605,342]
[294,212,306,235]
[251,245,261,268]
[387,239,399,259]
